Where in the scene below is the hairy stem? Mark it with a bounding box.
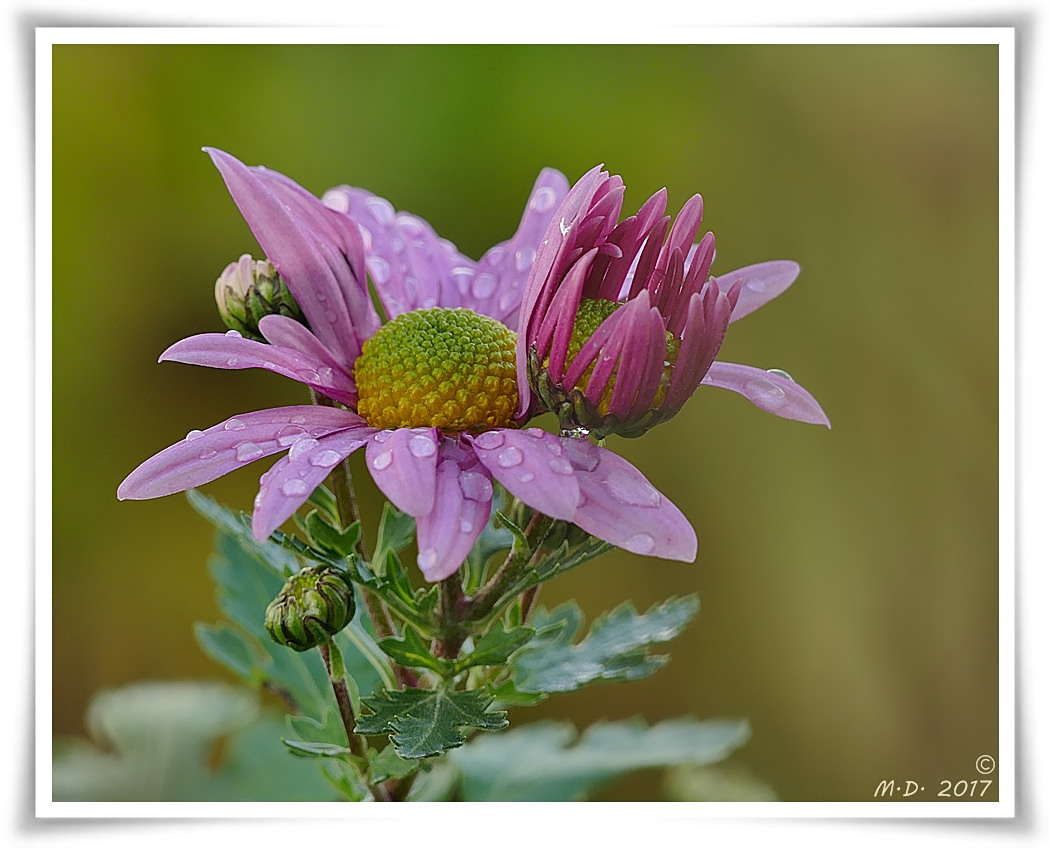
[465,513,553,623]
[317,641,376,799]
[435,575,467,661]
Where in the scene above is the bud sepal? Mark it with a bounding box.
[264,564,357,652]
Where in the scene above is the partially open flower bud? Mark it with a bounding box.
[264,565,356,652]
[215,254,306,341]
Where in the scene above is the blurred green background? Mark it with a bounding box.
[51,43,999,801]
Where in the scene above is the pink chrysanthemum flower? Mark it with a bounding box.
[119,151,697,581]
[518,164,830,437]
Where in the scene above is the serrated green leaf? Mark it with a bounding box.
[455,621,535,672]
[369,745,420,783]
[356,687,508,759]
[287,707,346,747]
[450,716,751,801]
[511,595,699,693]
[305,510,361,558]
[377,626,452,674]
[486,679,548,709]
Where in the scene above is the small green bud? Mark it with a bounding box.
[264,565,356,652]
[215,254,306,341]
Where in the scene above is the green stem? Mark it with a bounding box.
[466,513,553,623]
[317,642,372,769]
[435,575,467,661]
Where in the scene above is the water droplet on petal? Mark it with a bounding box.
[299,369,320,382]
[365,196,395,225]
[185,429,204,441]
[373,430,394,444]
[199,450,218,460]
[288,438,320,461]
[745,377,787,409]
[316,291,327,302]
[418,547,438,573]
[225,329,242,338]
[473,431,505,450]
[235,442,265,462]
[498,289,520,312]
[471,272,498,299]
[262,361,275,369]
[603,468,661,508]
[766,368,794,382]
[290,415,307,424]
[746,277,767,293]
[486,246,506,266]
[408,434,436,458]
[372,450,393,471]
[459,518,474,533]
[520,472,535,483]
[224,418,246,431]
[623,532,656,555]
[309,449,343,467]
[276,425,307,447]
[459,471,493,502]
[497,446,524,468]
[514,247,536,272]
[226,356,239,367]
[548,457,573,475]
[530,186,557,212]
[317,367,334,382]
[281,479,310,497]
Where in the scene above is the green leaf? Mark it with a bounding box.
[377,626,452,674]
[187,489,302,577]
[356,687,508,759]
[511,596,699,693]
[189,496,382,715]
[486,679,548,709]
[374,502,416,564]
[449,717,752,802]
[281,739,354,759]
[455,621,535,673]
[369,745,420,783]
[305,510,361,558]
[52,681,337,801]
[287,706,346,747]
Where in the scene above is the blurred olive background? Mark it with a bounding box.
[51,43,999,801]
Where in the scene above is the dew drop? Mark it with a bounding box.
[520,472,535,483]
[299,369,320,382]
[459,471,493,502]
[309,449,343,467]
[199,450,218,460]
[316,291,327,302]
[288,437,320,461]
[418,548,438,573]
[373,430,394,444]
[235,442,265,462]
[530,186,557,212]
[262,361,275,369]
[459,518,474,534]
[473,430,505,450]
[548,457,573,475]
[486,246,506,266]
[498,289,520,312]
[281,479,310,497]
[226,356,239,367]
[497,446,524,468]
[372,450,393,471]
[746,278,767,293]
[357,224,373,250]
[391,236,405,254]
[766,368,794,382]
[317,367,334,382]
[224,329,242,338]
[408,434,437,458]
[514,247,536,273]
[224,418,246,431]
[290,415,307,424]
[471,272,498,299]
[368,257,390,284]
[185,429,204,441]
[745,377,787,409]
[365,196,395,225]
[603,468,661,508]
[623,532,656,555]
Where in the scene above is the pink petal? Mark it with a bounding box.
[159,333,356,406]
[415,443,493,582]
[561,439,697,562]
[321,185,470,319]
[701,361,830,427]
[117,406,364,501]
[473,167,571,329]
[714,260,801,323]
[251,427,374,540]
[363,427,440,517]
[204,148,377,366]
[465,428,579,521]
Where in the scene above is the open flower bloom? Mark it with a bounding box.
[517,164,830,438]
[119,150,698,581]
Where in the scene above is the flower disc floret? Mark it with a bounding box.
[355,308,519,431]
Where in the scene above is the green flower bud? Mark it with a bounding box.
[264,565,356,652]
[215,254,306,342]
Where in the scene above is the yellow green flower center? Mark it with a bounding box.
[562,298,680,415]
[354,308,519,431]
